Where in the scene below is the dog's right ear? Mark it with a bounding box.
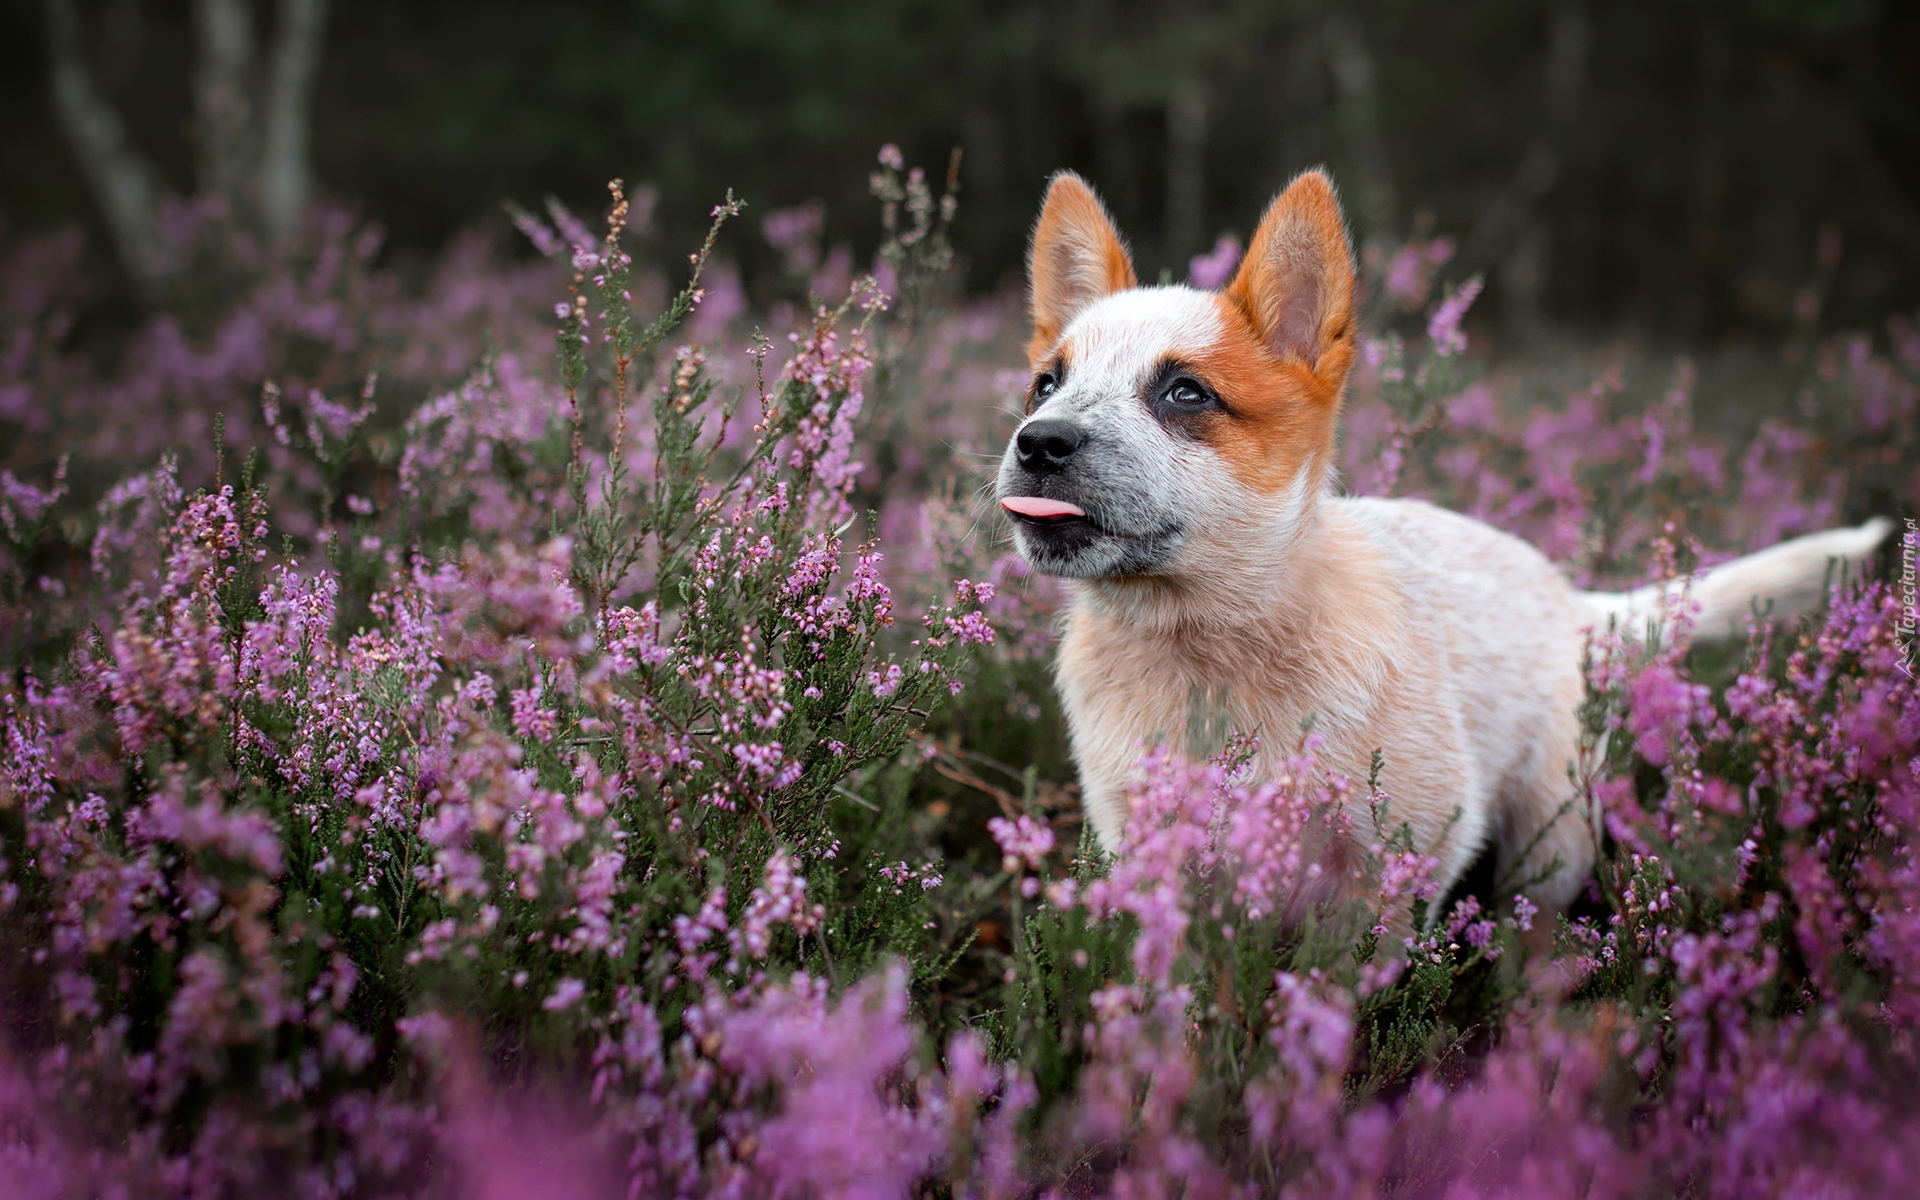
[1027,172,1136,364]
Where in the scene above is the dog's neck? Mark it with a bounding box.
[1067,488,1376,653]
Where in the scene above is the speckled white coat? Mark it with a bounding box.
[1000,169,1892,919]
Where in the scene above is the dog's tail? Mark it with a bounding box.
[1578,517,1893,642]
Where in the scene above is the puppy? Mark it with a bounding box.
[995,168,1889,916]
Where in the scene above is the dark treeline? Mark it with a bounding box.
[4,0,1918,344]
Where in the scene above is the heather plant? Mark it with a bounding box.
[0,158,1005,1193]
[1,149,1918,1198]
[0,203,559,521]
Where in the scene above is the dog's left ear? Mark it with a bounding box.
[1225,169,1357,390]
[1027,172,1137,363]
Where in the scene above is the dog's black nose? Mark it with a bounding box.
[1015,419,1084,474]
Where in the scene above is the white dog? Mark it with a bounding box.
[996,167,1889,917]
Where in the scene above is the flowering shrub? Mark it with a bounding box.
[1,149,1918,1197]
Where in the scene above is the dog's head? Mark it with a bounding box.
[996,170,1357,584]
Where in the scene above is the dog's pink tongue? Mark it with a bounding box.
[1001,496,1086,520]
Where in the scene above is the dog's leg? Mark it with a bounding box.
[1491,691,1597,962]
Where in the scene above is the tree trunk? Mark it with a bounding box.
[260,0,329,244]
[1165,78,1208,264]
[42,0,169,297]
[1090,89,1139,234]
[1323,13,1396,252]
[1499,0,1591,340]
[192,0,258,208]
[43,0,332,299]
[1454,0,1591,342]
[1684,12,1731,339]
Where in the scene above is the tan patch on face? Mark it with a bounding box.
[1174,294,1340,494]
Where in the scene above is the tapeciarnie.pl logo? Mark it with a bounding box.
[1899,518,1917,679]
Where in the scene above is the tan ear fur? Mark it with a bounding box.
[1027,172,1137,364]
[1223,169,1357,392]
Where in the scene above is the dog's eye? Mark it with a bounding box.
[1162,378,1210,408]
[1033,373,1058,399]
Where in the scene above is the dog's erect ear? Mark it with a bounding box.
[1027,172,1136,361]
[1225,169,1357,386]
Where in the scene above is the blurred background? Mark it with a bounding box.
[5,0,1918,352]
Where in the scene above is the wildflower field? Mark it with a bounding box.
[2,152,1919,1198]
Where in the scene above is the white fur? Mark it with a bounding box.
[1057,492,1887,914]
[1058,496,1582,907]
[1001,290,1889,919]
